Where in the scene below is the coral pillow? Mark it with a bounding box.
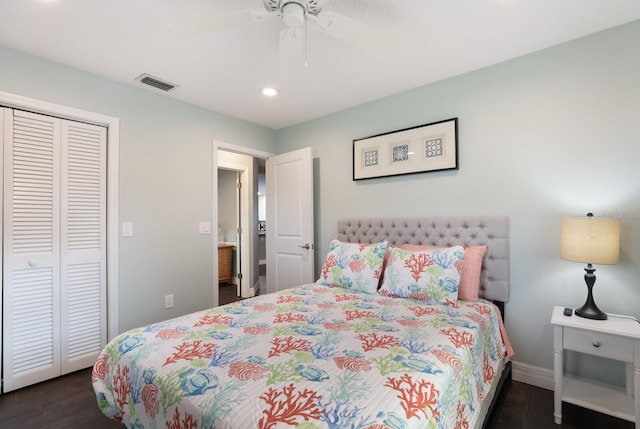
[379,245,464,306]
[317,240,388,294]
[401,244,487,301]
[400,244,437,251]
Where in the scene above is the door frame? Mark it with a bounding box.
[212,140,273,307]
[0,90,120,341]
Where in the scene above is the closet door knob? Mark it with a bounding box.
[28,259,38,267]
[592,340,601,348]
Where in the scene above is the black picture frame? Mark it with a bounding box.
[353,118,458,181]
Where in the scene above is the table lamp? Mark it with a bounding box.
[560,213,620,320]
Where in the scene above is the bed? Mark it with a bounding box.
[92,216,513,429]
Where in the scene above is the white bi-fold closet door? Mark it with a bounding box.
[1,108,107,392]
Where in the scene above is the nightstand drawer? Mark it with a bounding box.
[563,327,634,362]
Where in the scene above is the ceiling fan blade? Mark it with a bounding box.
[279,26,306,77]
[312,10,397,52]
[169,8,266,34]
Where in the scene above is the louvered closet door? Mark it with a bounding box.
[3,108,62,391]
[60,120,106,374]
[2,108,107,392]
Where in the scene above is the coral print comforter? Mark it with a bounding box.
[92,284,512,429]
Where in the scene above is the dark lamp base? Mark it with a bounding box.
[574,263,608,320]
[575,302,607,320]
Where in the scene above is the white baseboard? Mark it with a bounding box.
[511,360,554,391]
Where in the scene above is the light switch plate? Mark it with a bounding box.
[165,294,174,309]
[122,222,133,237]
[199,222,211,234]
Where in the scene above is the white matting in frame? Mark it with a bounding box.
[353,118,458,180]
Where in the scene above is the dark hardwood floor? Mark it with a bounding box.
[494,378,633,429]
[0,368,122,429]
[219,281,245,305]
[0,368,633,429]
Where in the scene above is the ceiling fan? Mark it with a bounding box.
[172,0,393,71]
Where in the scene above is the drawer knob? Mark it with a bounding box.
[592,340,601,348]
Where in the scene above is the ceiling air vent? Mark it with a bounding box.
[135,73,178,92]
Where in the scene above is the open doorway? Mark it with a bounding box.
[217,152,251,305]
[213,141,273,308]
[216,161,266,305]
[217,168,242,304]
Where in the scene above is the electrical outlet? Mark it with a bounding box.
[165,294,174,309]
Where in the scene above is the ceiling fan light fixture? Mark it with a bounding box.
[282,2,305,27]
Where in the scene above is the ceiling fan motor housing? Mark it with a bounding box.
[282,3,304,27]
[263,0,322,21]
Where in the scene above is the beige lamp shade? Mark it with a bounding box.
[561,217,620,265]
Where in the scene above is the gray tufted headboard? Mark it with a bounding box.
[337,217,509,303]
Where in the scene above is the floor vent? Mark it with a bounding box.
[135,73,177,92]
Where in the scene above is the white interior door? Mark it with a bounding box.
[266,147,314,293]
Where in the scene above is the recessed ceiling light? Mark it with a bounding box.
[261,87,278,97]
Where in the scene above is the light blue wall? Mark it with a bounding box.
[276,21,640,376]
[0,45,277,332]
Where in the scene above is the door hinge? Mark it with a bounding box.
[237,273,243,280]
[237,227,242,235]
[236,181,242,189]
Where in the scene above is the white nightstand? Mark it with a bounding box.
[551,306,640,427]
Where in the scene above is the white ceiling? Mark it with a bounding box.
[1,1,639,130]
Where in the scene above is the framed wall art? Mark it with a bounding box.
[353,117,458,181]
